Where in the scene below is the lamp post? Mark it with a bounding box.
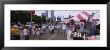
[30,10,34,36]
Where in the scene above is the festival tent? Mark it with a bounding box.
[72,11,90,22]
[64,11,99,24]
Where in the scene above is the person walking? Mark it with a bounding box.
[67,27,72,40]
[80,23,84,33]
[31,27,36,39]
[37,28,41,39]
[51,25,54,34]
[22,27,29,40]
[62,24,67,37]
[42,25,46,34]
[49,25,53,34]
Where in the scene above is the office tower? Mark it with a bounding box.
[51,10,56,21]
[45,10,48,17]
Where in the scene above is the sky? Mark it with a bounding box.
[35,10,100,24]
[35,10,100,19]
[35,10,100,21]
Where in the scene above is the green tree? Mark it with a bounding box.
[32,15,43,24]
[11,11,31,24]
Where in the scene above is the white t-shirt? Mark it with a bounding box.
[22,29,28,35]
[52,26,54,29]
[42,25,46,29]
[67,29,72,39]
[49,26,54,31]
[62,25,66,29]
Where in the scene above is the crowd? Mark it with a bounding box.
[11,23,61,40]
[10,20,100,40]
[65,19,100,40]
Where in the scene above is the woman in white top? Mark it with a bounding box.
[22,27,29,40]
[67,27,72,40]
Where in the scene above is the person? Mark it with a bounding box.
[28,23,32,37]
[77,24,80,32]
[49,25,54,34]
[31,27,36,39]
[71,25,75,38]
[80,23,84,33]
[54,24,57,30]
[96,24,100,35]
[49,25,51,33]
[67,27,72,40]
[75,23,80,34]
[74,24,77,32]
[39,28,43,39]
[62,24,67,37]
[62,24,66,33]
[42,25,46,34]
[56,25,60,31]
[84,21,88,33]
[11,25,20,40]
[37,28,41,39]
[22,27,29,40]
[32,26,35,36]
[32,27,39,39]
[51,25,54,34]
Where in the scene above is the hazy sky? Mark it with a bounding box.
[35,10,100,19]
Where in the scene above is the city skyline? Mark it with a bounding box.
[35,10,100,24]
[35,10,100,19]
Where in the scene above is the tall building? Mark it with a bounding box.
[51,10,56,21]
[41,13,46,17]
[45,10,48,17]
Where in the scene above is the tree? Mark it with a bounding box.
[32,15,43,24]
[42,15,46,23]
[11,11,49,25]
[11,11,32,24]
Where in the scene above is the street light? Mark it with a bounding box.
[30,10,35,36]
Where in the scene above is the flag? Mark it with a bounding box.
[82,11,90,17]
[76,11,90,21]
[77,14,85,20]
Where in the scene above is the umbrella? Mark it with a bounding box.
[13,25,19,28]
[13,25,18,27]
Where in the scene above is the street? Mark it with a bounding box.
[20,29,67,40]
[48,29,66,40]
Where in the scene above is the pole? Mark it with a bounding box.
[30,10,32,36]
[31,10,32,25]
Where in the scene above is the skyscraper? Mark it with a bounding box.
[41,13,46,17]
[45,10,48,17]
[51,10,56,21]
